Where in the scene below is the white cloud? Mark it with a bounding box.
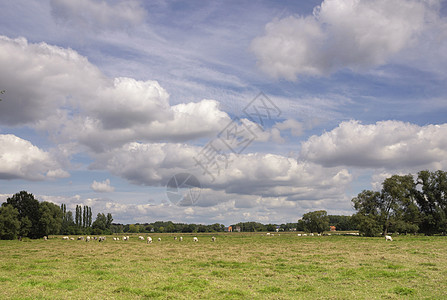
[0,36,235,152]
[0,134,69,180]
[91,178,115,193]
[251,0,431,80]
[50,0,146,31]
[300,120,447,170]
[92,141,352,203]
[275,119,304,137]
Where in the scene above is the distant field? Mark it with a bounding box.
[1,233,446,299]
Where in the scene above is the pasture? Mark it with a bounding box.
[1,233,447,299]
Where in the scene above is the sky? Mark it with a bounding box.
[1,0,447,225]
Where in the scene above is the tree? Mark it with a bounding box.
[3,191,41,238]
[0,205,21,240]
[380,174,418,235]
[301,210,329,234]
[352,190,384,236]
[39,202,63,236]
[92,213,107,232]
[416,170,447,235]
[0,89,5,101]
[88,207,92,227]
[106,213,113,229]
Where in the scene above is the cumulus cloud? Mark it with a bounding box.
[0,36,105,126]
[300,120,447,170]
[0,36,235,152]
[275,119,304,137]
[91,141,352,203]
[91,178,115,193]
[0,134,69,180]
[251,0,431,80]
[50,0,146,31]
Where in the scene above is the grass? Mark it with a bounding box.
[1,233,447,299]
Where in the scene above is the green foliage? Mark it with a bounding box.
[301,210,329,234]
[0,205,20,240]
[39,202,63,236]
[415,170,447,235]
[353,170,447,236]
[4,191,41,238]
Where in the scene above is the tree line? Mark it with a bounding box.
[0,191,114,240]
[352,170,447,236]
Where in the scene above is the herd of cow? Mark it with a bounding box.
[55,235,217,243]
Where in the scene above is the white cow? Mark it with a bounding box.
[113,237,117,241]
[86,236,91,242]
[158,237,161,242]
[266,232,271,236]
[297,234,302,236]
[139,236,144,240]
[193,237,198,242]
[211,236,216,242]
[147,236,152,244]
[385,235,393,241]
[174,236,177,240]
[179,237,183,241]
[63,236,69,240]
[70,237,75,240]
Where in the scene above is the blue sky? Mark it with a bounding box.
[1,0,447,225]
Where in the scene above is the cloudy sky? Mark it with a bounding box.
[1,0,447,225]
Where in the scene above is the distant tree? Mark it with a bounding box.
[301,210,329,234]
[3,191,41,238]
[106,213,113,229]
[380,174,418,235]
[416,170,447,235]
[39,202,63,236]
[83,206,86,228]
[266,224,276,232]
[92,213,107,233]
[128,224,138,233]
[0,205,21,240]
[88,207,92,227]
[328,215,355,231]
[352,190,382,236]
[61,210,75,235]
[0,90,5,101]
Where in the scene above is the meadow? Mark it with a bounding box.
[1,233,446,299]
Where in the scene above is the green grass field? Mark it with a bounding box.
[1,233,446,299]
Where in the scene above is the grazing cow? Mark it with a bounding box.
[113,237,117,241]
[70,237,75,240]
[179,237,183,241]
[297,234,302,237]
[139,236,144,240]
[147,236,152,244]
[86,236,91,242]
[385,235,393,241]
[310,233,314,236]
[193,237,198,242]
[98,236,106,242]
[117,237,120,241]
[266,233,271,236]
[302,234,307,236]
[63,236,69,240]
[211,236,216,242]
[158,237,161,242]
[43,236,48,241]
[174,236,177,240]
